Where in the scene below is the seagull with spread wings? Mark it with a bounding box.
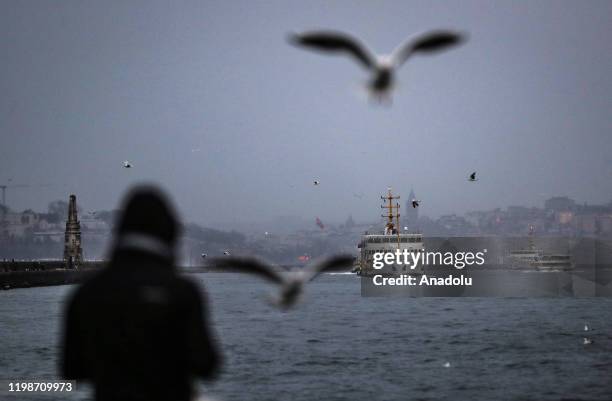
[289,29,466,100]
[213,255,355,309]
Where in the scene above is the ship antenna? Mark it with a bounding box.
[380,188,401,240]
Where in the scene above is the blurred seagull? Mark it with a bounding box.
[584,323,590,331]
[289,29,466,100]
[223,251,231,256]
[123,161,132,169]
[583,337,593,345]
[468,172,477,181]
[443,361,451,368]
[201,253,207,259]
[313,180,320,186]
[411,199,420,208]
[213,255,354,309]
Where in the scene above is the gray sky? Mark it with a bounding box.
[1,0,611,226]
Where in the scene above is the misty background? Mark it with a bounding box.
[1,0,611,229]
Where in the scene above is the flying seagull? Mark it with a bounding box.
[313,180,320,186]
[468,172,477,181]
[123,161,132,169]
[223,250,231,256]
[289,29,466,100]
[412,199,420,208]
[583,337,593,345]
[212,254,355,309]
[201,253,207,259]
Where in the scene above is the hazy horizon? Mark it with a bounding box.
[2,0,611,227]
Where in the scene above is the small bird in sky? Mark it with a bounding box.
[123,161,132,169]
[443,361,451,368]
[412,199,420,208]
[201,253,207,259]
[289,29,466,100]
[468,172,477,181]
[583,337,593,345]
[584,323,591,331]
[223,251,231,256]
[313,180,320,186]
[212,254,354,309]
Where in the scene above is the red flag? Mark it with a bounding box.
[315,217,325,230]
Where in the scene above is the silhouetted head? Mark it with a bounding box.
[113,185,181,262]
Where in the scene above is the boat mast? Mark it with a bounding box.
[381,188,401,247]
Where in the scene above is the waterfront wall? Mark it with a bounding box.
[0,261,105,290]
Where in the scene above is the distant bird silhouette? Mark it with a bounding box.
[583,337,593,345]
[289,29,466,100]
[468,172,477,181]
[313,180,320,186]
[443,361,451,368]
[201,253,207,259]
[123,161,132,169]
[212,255,354,309]
[584,324,591,332]
[223,251,231,256]
[411,199,420,208]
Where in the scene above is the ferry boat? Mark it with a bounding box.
[356,189,424,276]
[505,226,573,271]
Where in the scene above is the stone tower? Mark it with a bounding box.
[405,188,419,229]
[63,194,83,268]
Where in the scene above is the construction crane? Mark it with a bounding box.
[0,184,31,208]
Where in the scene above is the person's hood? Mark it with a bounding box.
[111,185,181,264]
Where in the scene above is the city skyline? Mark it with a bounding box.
[1,1,611,224]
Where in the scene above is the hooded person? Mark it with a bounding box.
[61,185,221,401]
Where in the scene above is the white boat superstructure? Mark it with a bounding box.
[505,226,573,271]
[357,189,424,276]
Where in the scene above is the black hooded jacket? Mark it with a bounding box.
[61,187,221,401]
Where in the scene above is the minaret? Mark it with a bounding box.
[63,194,83,268]
[405,188,419,228]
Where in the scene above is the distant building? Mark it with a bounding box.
[344,214,355,229]
[545,196,575,212]
[63,194,83,267]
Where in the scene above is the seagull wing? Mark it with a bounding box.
[391,30,466,67]
[289,31,376,70]
[212,257,285,284]
[303,254,355,281]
